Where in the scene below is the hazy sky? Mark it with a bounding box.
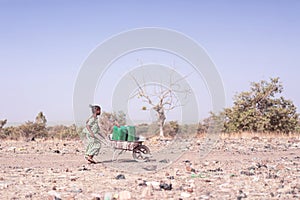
[0,0,299,124]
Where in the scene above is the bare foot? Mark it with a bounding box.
[84,155,96,164]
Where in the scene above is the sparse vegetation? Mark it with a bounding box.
[1,77,299,140]
[0,119,7,130]
[35,111,47,125]
[202,77,300,134]
[0,112,79,140]
[47,124,78,140]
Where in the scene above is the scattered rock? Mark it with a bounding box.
[141,185,153,197]
[237,189,247,200]
[136,179,147,186]
[70,176,78,181]
[256,162,268,169]
[48,190,61,200]
[142,165,157,171]
[276,163,285,170]
[252,136,260,140]
[25,168,33,173]
[199,194,210,199]
[146,181,160,190]
[0,137,299,199]
[92,197,101,200]
[115,174,125,180]
[159,182,172,190]
[118,190,131,200]
[208,167,223,172]
[240,171,255,176]
[53,150,60,154]
[186,188,193,193]
[184,160,196,173]
[159,159,170,163]
[0,181,12,189]
[181,192,191,198]
[69,187,82,193]
[78,166,90,171]
[25,193,33,198]
[167,175,174,180]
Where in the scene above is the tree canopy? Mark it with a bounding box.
[215,77,299,133]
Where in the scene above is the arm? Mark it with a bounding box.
[86,117,96,138]
[86,124,95,138]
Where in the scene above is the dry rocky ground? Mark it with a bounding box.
[0,134,299,200]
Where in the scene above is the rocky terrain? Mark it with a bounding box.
[0,135,299,199]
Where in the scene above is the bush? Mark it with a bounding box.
[0,121,47,140]
[19,121,47,140]
[135,123,149,136]
[211,77,299,134]
[163,121,179,137]
[178,123,198,137]
[47,124,79,140]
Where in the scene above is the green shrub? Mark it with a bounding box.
[210,77,299,134]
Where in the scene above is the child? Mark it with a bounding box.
[83,105,102,164]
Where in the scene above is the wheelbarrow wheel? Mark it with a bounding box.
[133,145,150,162]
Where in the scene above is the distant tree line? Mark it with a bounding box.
[1,77,299,140]
[0,112,78,140]
[0,111,185,140]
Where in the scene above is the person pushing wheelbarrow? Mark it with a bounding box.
[82,104,106,164]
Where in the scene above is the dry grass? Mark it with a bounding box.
[220,131,300,139]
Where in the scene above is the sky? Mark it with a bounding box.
[0,0,300,125]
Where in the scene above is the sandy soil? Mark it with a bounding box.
[0,136,299,199]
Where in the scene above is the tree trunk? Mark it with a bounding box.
[154,104,166,138]
[158,111,166,138]
[159,120,164,138]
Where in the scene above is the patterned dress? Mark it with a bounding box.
[83,116,101,156]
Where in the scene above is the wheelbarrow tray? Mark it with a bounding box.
[109,140,143,151]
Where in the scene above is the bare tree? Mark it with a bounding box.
[131,73,191,138]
